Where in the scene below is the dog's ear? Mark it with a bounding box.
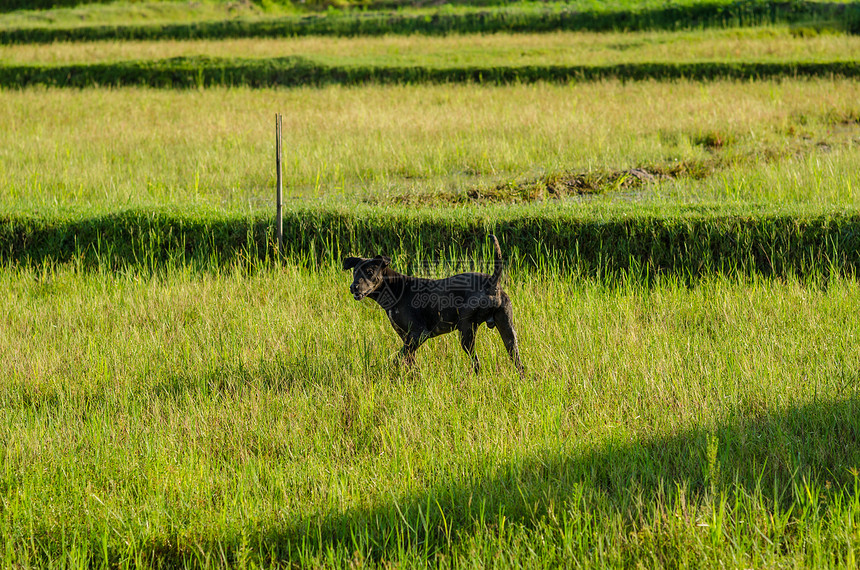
[342,257,362,271]
[373,255,391,267]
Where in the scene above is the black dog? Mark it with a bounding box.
[343,235,523,376]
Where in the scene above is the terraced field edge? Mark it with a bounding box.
[4,58,860,88]
[3,208,858,279]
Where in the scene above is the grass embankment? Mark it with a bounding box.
[4,26,860,88]
[2,262,859,566]
[1,81,858,210]
[7,57,860,89]
[4,205,860,280]
[2,0,859,42]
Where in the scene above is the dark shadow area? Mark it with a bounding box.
[17,394,852,566]
[0,210,278,271]
[237,396,860,562]
[249,396,859,562]
[2,209,859,283]
[3,58,860,89]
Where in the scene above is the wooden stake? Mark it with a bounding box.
[275,113,283,257]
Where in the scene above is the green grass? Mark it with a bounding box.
[3,5,860,564]
[2,261,859,566]
[0,0,298,21]
[1,81,858,214]
[4,27,859,66]
[5,204,860,283]
[0,0,796,23]
[7,57,860,91]
[2,0,859,42]
[4,0,857,21]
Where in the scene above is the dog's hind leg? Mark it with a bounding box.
[458,323,480,375]
[493,304,524,377]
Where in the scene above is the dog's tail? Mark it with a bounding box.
[487,234,504,294]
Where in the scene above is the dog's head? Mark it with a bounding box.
[343,255,391,301]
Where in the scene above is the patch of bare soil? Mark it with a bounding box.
[379,159,717,206]
[370,119,860,206]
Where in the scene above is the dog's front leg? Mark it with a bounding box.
[397,329,429,368]
[458,323,480,375]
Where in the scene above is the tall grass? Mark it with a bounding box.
[654,148,860,205]
[4,205,860,282]
[1,261,859,566]
[1,80,858,212]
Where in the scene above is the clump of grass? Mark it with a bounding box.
[382,166,665,203]
[692,129,735,150]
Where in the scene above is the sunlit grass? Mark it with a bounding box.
[1,0,856,30]
[652,148,860,205]
[2,261,859,566]
[3,27,859,66]
[0,0,297,30]
[1,79,858,213]
[3,4,860,565]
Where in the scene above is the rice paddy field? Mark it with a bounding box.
[2,0,860,568]
[5,28,860,66]
[2,80,860,210]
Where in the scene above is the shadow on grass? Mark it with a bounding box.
[3,209,860,283]
[168,395,858,564]
[9,362,859,564]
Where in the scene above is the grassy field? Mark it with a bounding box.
[2,0,858,40]
[0,0,851,27]
[2,261,859,567]
[1,80,859,212]
[3,27,860,66]
[0,0,293,23]
[2,1,860,567]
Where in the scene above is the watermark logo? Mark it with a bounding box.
[352,258,503,310]
[406,259,503,310]
[410,291,495,310]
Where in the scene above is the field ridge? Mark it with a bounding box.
[4,208,859,279]
[4,56,860,88]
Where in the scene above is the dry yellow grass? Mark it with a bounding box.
[1,79,858,211]
[2,27,858,66]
